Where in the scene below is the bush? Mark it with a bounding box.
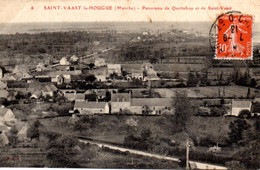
[238,109,251,119]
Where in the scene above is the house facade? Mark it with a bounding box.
[74,101,109,114]
[94,58,106,67]
[130,98,173,115]
[231,100,252,116]
[111,93,131,113]
[107,64,122,76]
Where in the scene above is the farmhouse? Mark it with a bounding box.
[41,83,58,97]
[107,64,122,76]
[130,98,173,115]
[74,101,109,114]
[46,70,82,84]
[94,58,106,67]
[231,100,252,116]
[12,65,32,80]
[111,92,131,113]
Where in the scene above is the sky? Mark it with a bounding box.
[0,0,259,23]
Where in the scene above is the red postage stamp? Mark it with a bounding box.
[215,13,253,60]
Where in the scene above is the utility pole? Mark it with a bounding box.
[186,140,190,170]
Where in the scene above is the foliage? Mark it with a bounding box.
[238,109,251,119]
[228,119,250,145]
[27,120,42,140]
[123,128,154,151]
[173,92,194,132]
[8,126,18,147]
[85,74,96,83]
[50,102,73,115]
[187,72,198,87]
[45,135,80,168]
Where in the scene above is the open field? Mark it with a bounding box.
[154,85,260,98]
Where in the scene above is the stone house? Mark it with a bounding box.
[111,92,131,113]
[130,98,173,115]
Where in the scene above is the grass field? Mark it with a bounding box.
[154,85,260,98]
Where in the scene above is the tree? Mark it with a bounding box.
[8,126,18,147]
[88,63,95,69]
[173,92,194,132]
[45,135,79,168]
[187,72,198,87]
[238,109,251,119]
[235,120,260,168]
[150,58,157,64]
[142,105,151,115]
[27,120,42,140]
[228,119,250,145]
[85,74,96,83]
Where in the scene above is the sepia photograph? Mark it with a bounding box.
[0,0,259,169]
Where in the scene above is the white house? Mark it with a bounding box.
[70,55,79,63]
[231,100,252,116]
[107,64,122,76]
[74,101,109,114]
[60,57,70,66]
[94,58,106,67]
[0,107,16,125]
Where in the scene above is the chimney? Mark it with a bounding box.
[96,98,98,103]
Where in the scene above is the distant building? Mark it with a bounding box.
[107,64,122,76]
[0,90,8,99]
[231,100,252,116]
[12,65,32,80]
[111,92,131,113]
[36,63,46,72]
[142,62,159,81]
[60,57,70,65]
[70,55,79,63]
[95,74,106,82]
[74,101,109,114]
[130,98,173,115]
[131,70,144,80]
[41,83,58,97]
[64,92,85,101]
[95,90,107,100]
[45,70,82,85]
[30,91,42,100]
[0,107,16,125]
[0,80,7,89]
[46,70,82,82]
[94,58,106,67]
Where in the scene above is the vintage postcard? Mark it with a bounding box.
[0,0,259,169]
